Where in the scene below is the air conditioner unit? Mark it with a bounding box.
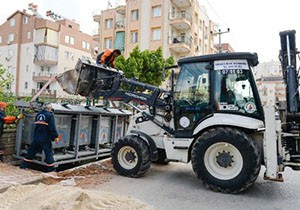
[7,41,12,45]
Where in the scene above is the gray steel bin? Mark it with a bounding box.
[52,114,72,148]
[99,116,112,144]
[78,115,93,146]
[114,116,125,142]
[22,113,35,145]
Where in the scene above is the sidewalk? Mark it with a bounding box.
[0,163,44,193]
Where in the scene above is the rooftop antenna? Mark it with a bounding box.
[107,0,113,9]
[28,3,43,19]
[46,10,65,21]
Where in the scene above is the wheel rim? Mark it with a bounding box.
[118,146,138,170]
[204,142,243,180]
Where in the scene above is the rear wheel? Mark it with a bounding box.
[191,127,260,193]
[111,135,151,177]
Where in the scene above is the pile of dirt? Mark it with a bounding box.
[42,160,115,188]
[0,184,154,210]
[0,160,155,210]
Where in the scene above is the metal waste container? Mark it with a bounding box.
[53,114,72,148]
[78,115,93,146]
[114,116,125,142]
[99,116,112,144]
[22,113,35,145]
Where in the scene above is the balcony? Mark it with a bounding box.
[171,0,192,8]
[32,72,56,82]
[92,28,100,42]
[115,20,125,31]
[169,11,192,30]
[32,89,57,99]
[169,36,192,53]
[93,9,101,22]
[34,45,58,66]
[116,5,126,15]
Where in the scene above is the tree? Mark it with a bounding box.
[115,46,174,87]
[0,64,18,116]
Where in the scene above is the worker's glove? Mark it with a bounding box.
[54,138,60,144]
[15,113,24,123]
[17,113,24,119]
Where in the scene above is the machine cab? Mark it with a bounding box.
[173,53,263,137]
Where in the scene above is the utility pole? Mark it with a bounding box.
[211,28,230,53]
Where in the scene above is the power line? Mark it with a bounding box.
[203,0,229,27]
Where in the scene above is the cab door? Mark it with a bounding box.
[173,62,211,137]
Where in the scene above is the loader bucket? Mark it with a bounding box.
[56,69,80,95]
[56,59,123,97]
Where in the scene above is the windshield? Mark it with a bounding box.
[214,59,260,116]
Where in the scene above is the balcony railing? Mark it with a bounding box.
[32,72,57,81]
[169,11,192,30]
[34,45,58,66]
[93,9,101,22]
[169,35,192,53]
[115,20,125,30]
[92,28,100,41]
[171,0,192,8]
[32,89,57,99]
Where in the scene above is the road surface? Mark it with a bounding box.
[95,162,300,210]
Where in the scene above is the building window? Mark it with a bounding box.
[65,35,70,43]
[26,47,31,55]
[170,6,176,18]
[131,10,139,21]
[25,82,28,89]
[64,51,69,59]
[8,34,14,42]
[105,19,113,29]
[131,31,138,43]
[26,65,29,72]
[7,66,13,74]
[86,42,90,50]
[152,28,161,41]
[70,52,74,60]
[9,18,15,27]
[70,37,75,45]
[104,38,113,49]
[82,41,86,49]
[0,36,2,43]
[27,31,31,39]
[8,49,13,58]
[153,5,161,17]
[23,16,28,24]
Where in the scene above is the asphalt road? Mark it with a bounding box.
[96,162,300,210]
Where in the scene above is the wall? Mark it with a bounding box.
[1,129,17,164]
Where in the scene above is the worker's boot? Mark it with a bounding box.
[46,166,56,173]
[19,160,28,169]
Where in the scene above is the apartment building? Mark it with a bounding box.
[0,10,97,99]
[254,61,285,106]
[93,0,218,60]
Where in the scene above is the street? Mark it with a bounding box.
[95,162,300,210]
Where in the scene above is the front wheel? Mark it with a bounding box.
[111,135,151,177]
[191,127,261,193]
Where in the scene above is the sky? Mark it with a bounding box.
[1,0,300,63]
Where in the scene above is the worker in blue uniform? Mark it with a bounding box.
[20,103,59,172]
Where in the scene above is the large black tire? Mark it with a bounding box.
[191,127,261,193]
[111,135,151,177]
[152,148,170,165]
